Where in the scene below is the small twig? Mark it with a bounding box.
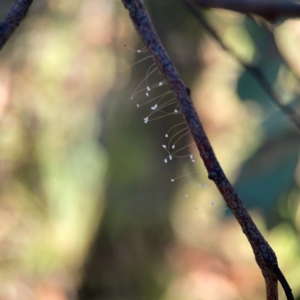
[0,0,34,50]
[184,1,300,133]
[272,264,294,300]
[193,0,300,21]
[121,1,294,299]
[249,15,300,88]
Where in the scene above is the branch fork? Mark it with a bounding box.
[121,1,294,299]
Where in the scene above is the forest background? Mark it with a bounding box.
[0,0,299,299]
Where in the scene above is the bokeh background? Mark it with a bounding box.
[0,0,300,299]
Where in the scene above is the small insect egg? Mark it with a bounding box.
[136,104,140,108]
[162,145,167,149]
[165,134,168,138]
[147,86,151,91]
[164,159,168,163]
[171,179,175,182]
[172,145,175,149]
[146,92,149,97]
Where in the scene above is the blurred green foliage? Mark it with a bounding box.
[0,1,299,300]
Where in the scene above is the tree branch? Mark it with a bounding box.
[249,15,300,90]
[0,0,34,50]
[273,264,294,300]
[192,0,300,21]
[121,1,294,299]
[183,2,300,132]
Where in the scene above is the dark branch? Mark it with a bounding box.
[184,1,300,133]
[249,15,300,90]
[0,0,34,50]
[121,0,294,299]
[272,264,294,300]
[193,0,300,21]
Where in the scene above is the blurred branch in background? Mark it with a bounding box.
[0,0,33,50]
[192,0,300,21]
[183,1,300,133]
[0,1,111,299]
